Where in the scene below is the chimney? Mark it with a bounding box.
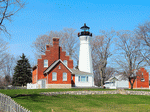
[53,37,60,60]
[53,37,59,46]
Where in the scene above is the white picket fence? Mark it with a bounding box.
[0,93,31,112]
[27,83,38,89]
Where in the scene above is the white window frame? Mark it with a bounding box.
[63,60,68,66]
[78,76,80,82]
[78,76,88,82]
[44,60,48,67]
[63,72,67,81]
[52,72,57,81]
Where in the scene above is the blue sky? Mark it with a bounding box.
[1,0,150,72]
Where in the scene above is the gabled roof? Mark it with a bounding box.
[44,59,72,75]
[108,77,118,81]
[70,69,93,75]
[106,75,128,83]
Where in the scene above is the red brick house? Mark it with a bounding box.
[129,68,149,89]
[32,37,75,88]
[27,24,95,89]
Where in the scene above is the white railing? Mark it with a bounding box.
[27,83,38,89]
[0,93,31,112]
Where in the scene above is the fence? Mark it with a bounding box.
[27,83,38,89]
[0,93,31,112]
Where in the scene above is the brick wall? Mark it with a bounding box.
[33,37,73,85]
[129,68,149,89]
[137,68,149,88]
[48,62,72,84]
[32,66,37,84]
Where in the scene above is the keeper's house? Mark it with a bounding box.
[27,37,94,89]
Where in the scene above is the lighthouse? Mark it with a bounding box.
[78,23,93,74]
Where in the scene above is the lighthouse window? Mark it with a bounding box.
[44,60,48,67]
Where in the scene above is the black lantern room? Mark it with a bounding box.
[78,23,92,37]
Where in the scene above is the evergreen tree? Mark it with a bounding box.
[12,53,32,86]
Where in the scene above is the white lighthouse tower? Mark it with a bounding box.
[78,23,93,74]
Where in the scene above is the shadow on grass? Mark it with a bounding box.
[11,94,63,103]
[12,93,42,101]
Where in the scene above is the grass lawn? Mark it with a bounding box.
[0,88,150,112]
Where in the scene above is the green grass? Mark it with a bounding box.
[0,88,150,112]
[0,88,113,97]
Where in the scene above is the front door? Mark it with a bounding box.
[41,80,46,88]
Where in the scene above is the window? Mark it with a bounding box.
[78,76,88,82]
[52,72,57,81]
[59,65,61,69]
[81,76,86,82]
[71,75,73,80]
[78,76,80,82]
[44,60,48,67]
[63,60,68,66]
[86,76,88,82]
[63,72,67,81]
[141,78,145,82]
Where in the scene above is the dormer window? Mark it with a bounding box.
[63,60,67,66]
[44,60,48,67]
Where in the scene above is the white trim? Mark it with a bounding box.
[44,59,73,74]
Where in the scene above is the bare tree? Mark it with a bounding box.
[115,30,147,89]
[135,20,150,65]
[1,54,16,86]
[0,38,8,69]
[91,29,115,87]
[60,28,78,60]
[0,38,17,86]
[0,0,25,35]
[32,28,78,65]
[105,67,117,81]
[32,31,60,59]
